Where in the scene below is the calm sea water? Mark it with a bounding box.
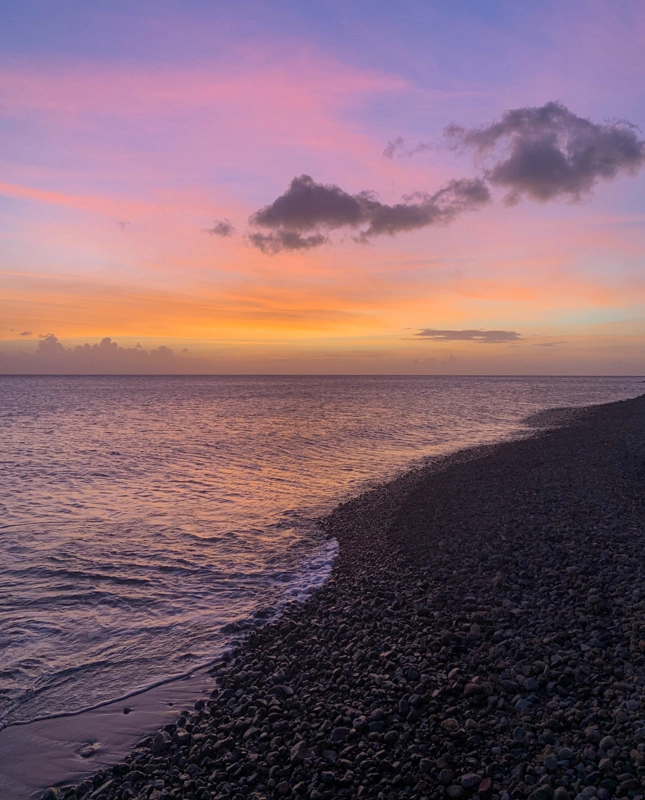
[0,375,642,728]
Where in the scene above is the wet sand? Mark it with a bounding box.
[0,669,217,799]
[12,395,645,800]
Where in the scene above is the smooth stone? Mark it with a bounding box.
[544,755,558,772]
[461,773,483,789]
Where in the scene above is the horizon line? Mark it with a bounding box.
[1,373,643,379]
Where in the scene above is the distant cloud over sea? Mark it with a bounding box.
[415,329,523,344]
[0,334,196,374]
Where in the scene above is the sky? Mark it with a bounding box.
[1,0,645,374]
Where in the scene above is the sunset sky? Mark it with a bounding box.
[1,0,645,374]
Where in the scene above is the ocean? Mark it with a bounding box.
[0,375,642,731]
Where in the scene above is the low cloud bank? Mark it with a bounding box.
[0,335,193,374]
[246,102,644,253]
[415,329,523,344]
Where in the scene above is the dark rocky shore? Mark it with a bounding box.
[46,396,645,800]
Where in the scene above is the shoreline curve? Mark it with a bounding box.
[11,394,645,799]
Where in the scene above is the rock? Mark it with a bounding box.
[274,684,294,698]
[439,769,454,784]
[175,729,190,745]
[89,779,113,798]
[448,786,464,798]
[500,679,519,694]
[598,736,616,753]
[461,773,482,789]
[528,787,553,800]
[290,741,310,762]
[42,790,60,800]
[585,727,602,744]
[469,623,482,639]
[330,726,349,743]
[544,754,558,772]
[125,769,145,785]
[441,718,460,732]
[151,731,171,756]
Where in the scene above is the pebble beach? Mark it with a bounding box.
[41,394,645,800]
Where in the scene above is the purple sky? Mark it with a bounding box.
[2,0,645,373]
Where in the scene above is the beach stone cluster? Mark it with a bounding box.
[49,397,645,800]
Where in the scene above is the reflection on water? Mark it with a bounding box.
[0,375,641,726]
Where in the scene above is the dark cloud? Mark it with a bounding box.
[19,331,32,336]
[0,334,195,374]
[383,136,405,159]
[533,341,567,347]
[206,219,235,237]
[247,103,644,254]
[408,142,433,158]
[247,229,327,254]
[383,136,432,159]
[415,329,523,344]
[248,174,490,253]
[250,175,365,232]
[361,178,490,239]
[445,101,645,203]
